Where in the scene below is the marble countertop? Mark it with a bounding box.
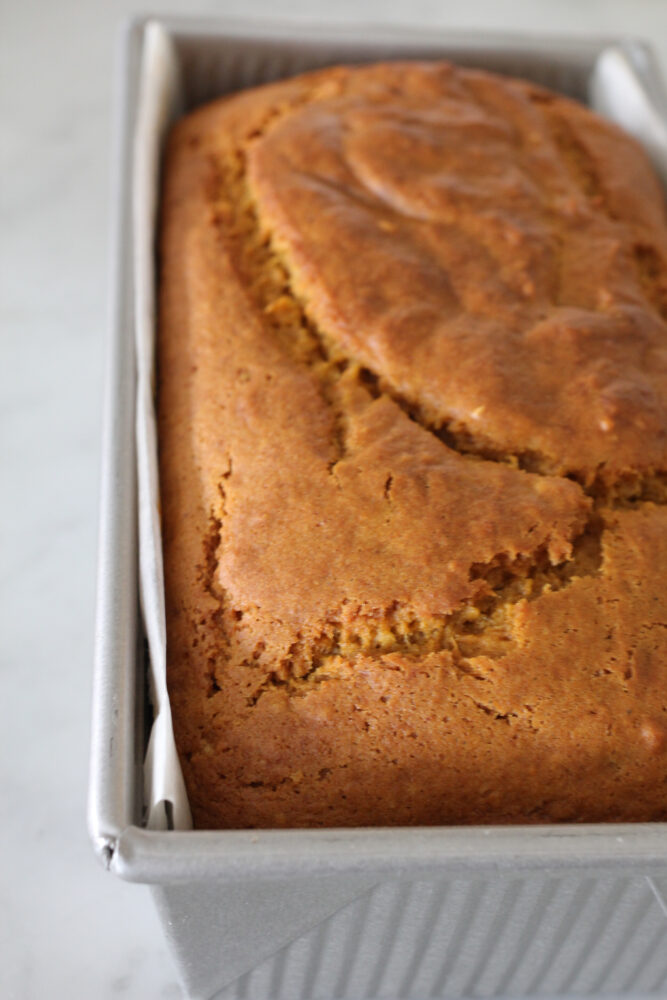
[3,1,667,998]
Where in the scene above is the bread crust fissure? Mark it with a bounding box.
[206,99,666,699]
[199,143,667,706]
[217,138,667,505]
[243,524,606,707]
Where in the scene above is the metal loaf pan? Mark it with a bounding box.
[89,16,667,1000]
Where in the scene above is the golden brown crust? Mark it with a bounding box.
[159,61,667,828]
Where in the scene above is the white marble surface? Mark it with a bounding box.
[3,1,667,998]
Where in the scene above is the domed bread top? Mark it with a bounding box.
[159,61,667,828]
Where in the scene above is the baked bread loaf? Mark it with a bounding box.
[158,61,667,828]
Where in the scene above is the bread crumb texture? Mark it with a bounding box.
[158,61,667,828]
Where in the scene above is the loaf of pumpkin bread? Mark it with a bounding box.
[158,61,667,828]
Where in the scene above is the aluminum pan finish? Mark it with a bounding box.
[88,18,143,862]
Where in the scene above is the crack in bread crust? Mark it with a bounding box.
[244,521,604,706]
[206,142,600,693]
[213,141,667,503]
[197,120,667,702]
